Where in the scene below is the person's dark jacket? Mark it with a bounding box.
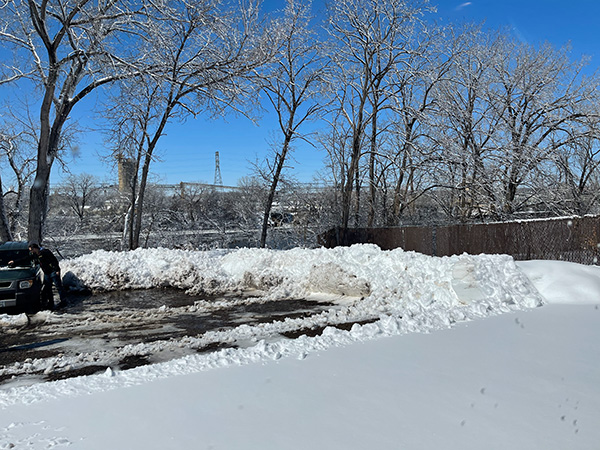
[10,248,61,274]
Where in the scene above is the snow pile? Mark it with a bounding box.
[0,313,29,328]
[0,245,546,407]
[63,244,542,311]
[58,245,546,357]
[517,260,600,305]
[58,245,547,352]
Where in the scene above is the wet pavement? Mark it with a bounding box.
[0,288,338,385]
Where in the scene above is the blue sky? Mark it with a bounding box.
[44,0,600,187]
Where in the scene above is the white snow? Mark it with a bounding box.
[516,259,600,305]
[1,245,599,449]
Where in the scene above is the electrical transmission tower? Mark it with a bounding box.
[214,151,223,186]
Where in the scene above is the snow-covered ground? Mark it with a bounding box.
[1,245,599,449]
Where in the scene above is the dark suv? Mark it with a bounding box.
[0,241,44,314]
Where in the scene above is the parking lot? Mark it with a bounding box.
[0,288,339,386]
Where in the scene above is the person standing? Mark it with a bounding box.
[9,242,67,310]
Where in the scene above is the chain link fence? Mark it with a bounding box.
[319,216,600,265]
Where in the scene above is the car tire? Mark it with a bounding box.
[26,298,41,315]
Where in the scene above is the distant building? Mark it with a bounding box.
[118,157,137,193]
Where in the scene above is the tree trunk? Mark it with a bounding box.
[341,125,364,235]
[122,204,133,250]
[367,105,378,227]
[392,138,411,225]
[391,172,406,225]
[353,162,361,227]
[126,193,136,250]
[0,175,12,242]
[28,163,51,245]
[124,154,141,250]
[130,104,172,250]
[260,135,292,248]
[28,86,55,244]
[504,157,520,216]
[28,69,69,244]
[132,154,151,250]
[8,182,24,238]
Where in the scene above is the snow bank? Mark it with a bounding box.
[0,245,547,407]
[59,245,545,341]
[63,244,542,308]
[517,260,600,305]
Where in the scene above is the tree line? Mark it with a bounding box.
[43,176,332,253]
[1,0,599,250]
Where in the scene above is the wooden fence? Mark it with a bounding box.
[318,216,600,265]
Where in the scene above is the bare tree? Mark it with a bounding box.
[432,28,506,221]
[489,39,598,216]
[258,0,325,248]
[106,0,276,250]
[170,183,214,227]
[553,113,600,215]
[429,28,600,222]
[0,0,152,244]
[315,115,348,220]
[59,173,100,223]
[0,174,10,241]
[381,24,454,225]
[324,0,433,233]
[0,124,37,238]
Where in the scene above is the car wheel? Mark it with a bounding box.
[26,298,41,315]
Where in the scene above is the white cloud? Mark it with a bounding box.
[456,2,472,10]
